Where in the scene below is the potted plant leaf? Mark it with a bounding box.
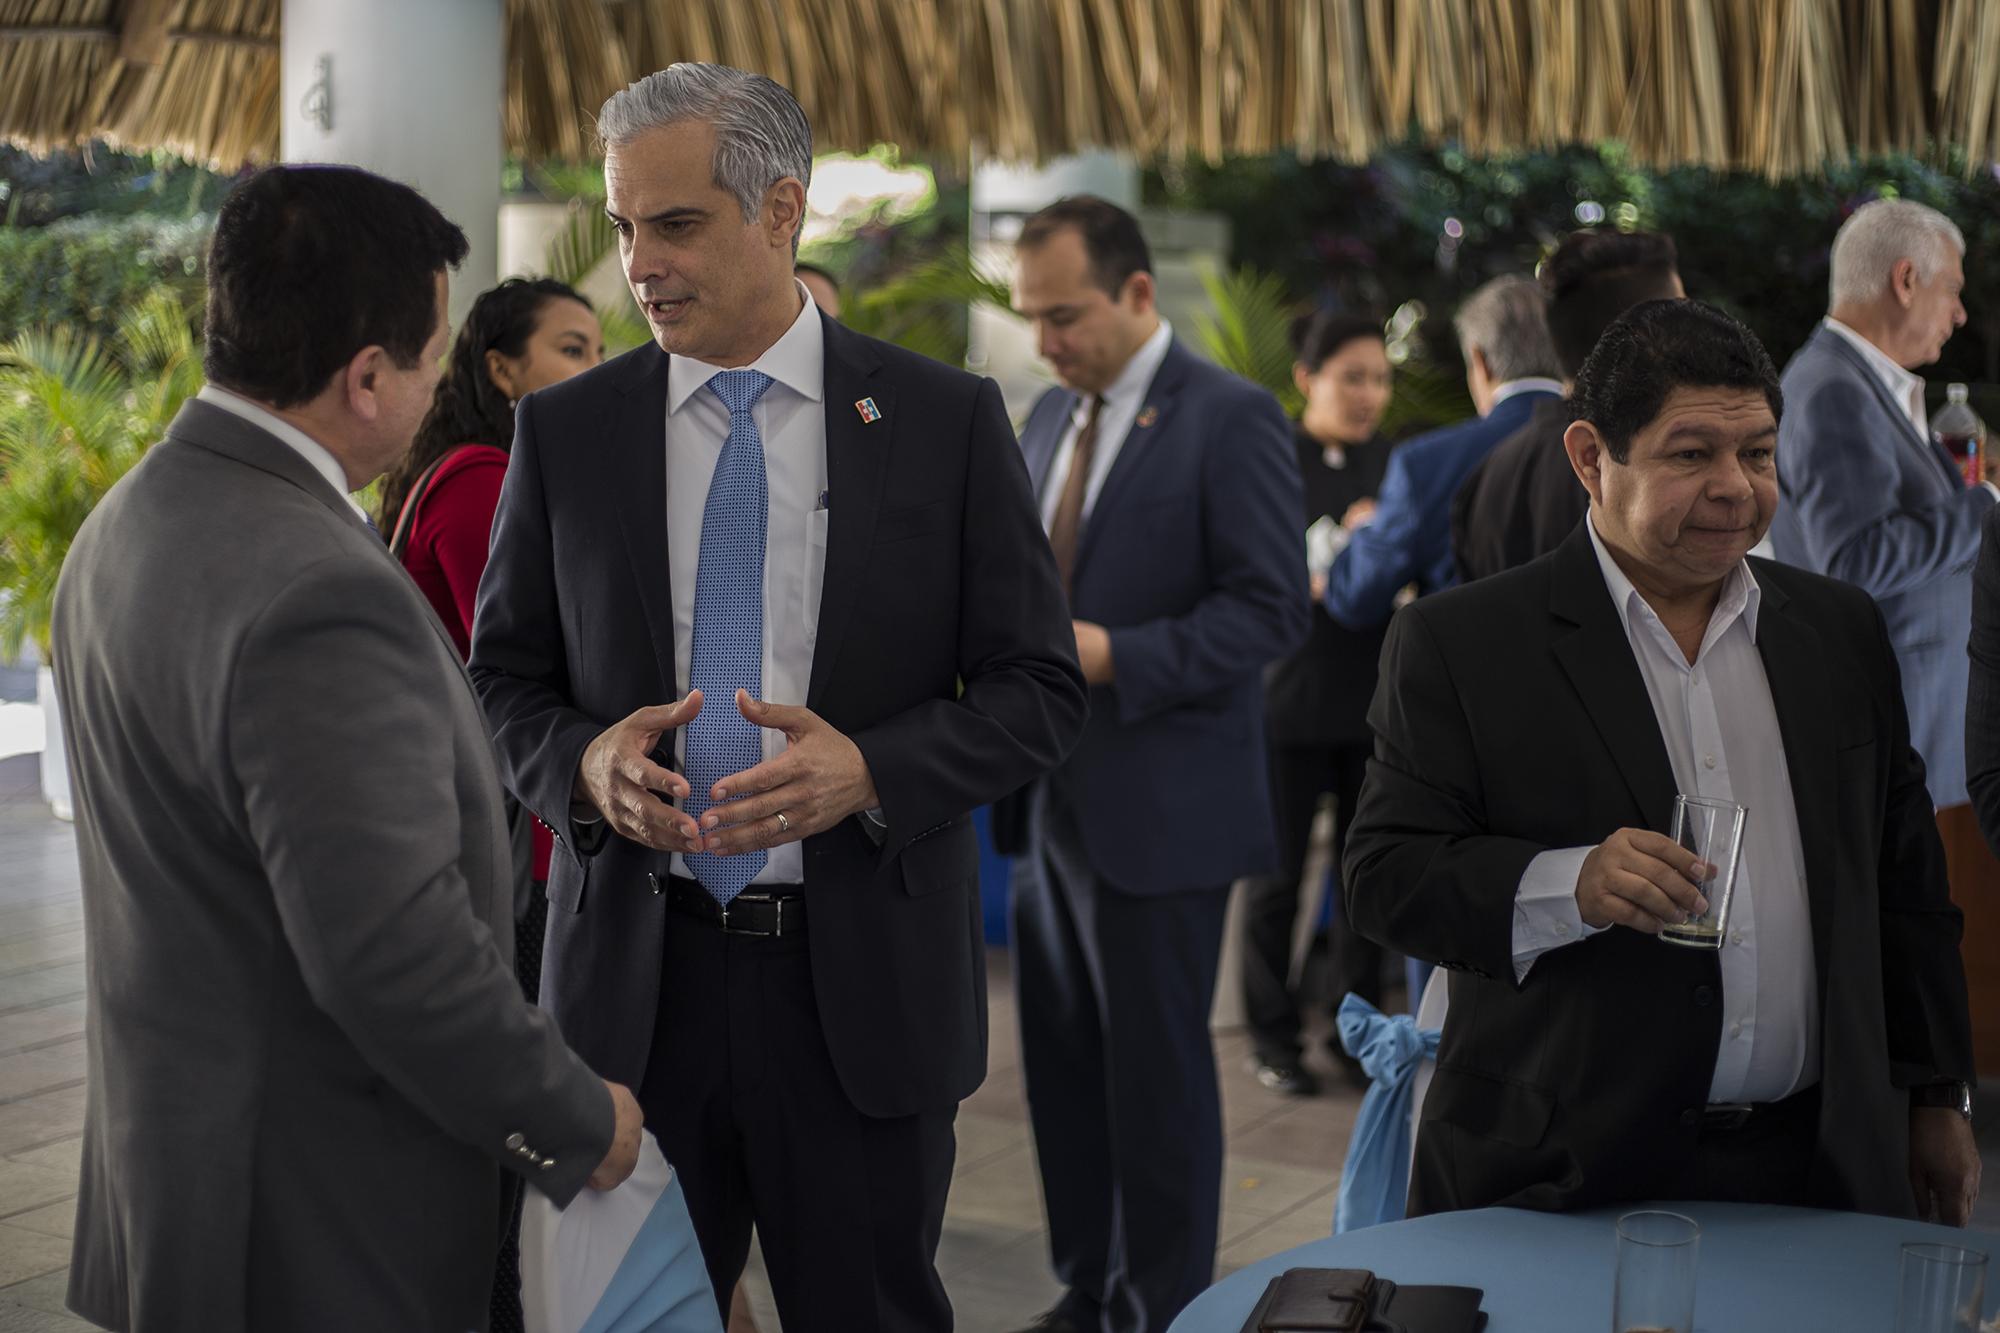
[0,289,202,818]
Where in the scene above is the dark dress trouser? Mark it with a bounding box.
[637,894,957,1333]
[1237,741,1384,1064]
[1013,785,1231,1333]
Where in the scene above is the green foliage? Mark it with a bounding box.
[842,245,1010,368]
[0,290,202,659]
[1191,266,1304,416]
[541,200,650,353]
[0,213,211,348]
[1148,142,2000,395]
[0,144,232,227]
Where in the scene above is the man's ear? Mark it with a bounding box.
[1564,419,1610,507]
[1121,269,1157,315]
[1890,257,1919,309]
[344,345,388,422]
[765,177,806,253]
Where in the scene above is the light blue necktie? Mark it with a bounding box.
[684,369,774,903]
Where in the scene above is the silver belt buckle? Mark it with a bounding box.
[1702,1102,1756,1131]
[720,893,780,937]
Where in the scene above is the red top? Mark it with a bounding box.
[397,444,553,880]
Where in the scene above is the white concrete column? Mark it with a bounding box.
[281,0,503,327]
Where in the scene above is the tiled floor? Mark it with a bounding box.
[0,749,1362,1331]
[6,740,1999,1332]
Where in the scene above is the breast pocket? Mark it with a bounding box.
[804,507,829,639]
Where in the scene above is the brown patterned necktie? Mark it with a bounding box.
[1048,394,1106,594]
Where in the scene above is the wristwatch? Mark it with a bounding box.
[1911,1080,1974,1121]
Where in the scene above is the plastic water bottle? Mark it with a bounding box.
[1934,383,1988,488]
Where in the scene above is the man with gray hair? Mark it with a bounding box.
[470,63,1086,1328]
[1324,273,1564,628]
[1767,198,1982,808]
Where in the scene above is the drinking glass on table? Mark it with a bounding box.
[1895,1242,1988,1333]
[1613,1210,1700,1333]
[1661,795,1746,949]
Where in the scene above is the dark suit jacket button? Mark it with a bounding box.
[1681,1108,1699,1129]
[1694,985,1714,1007]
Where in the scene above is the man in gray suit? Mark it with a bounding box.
[51,165,642,1333]
[1767,198,1983,808]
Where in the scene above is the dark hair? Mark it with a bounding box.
[375,278,591,533]
[204,165,468,407]
[1017,195,1153,297]
[1541,229,1682,377]
[1569,300,1782,464]
[1291,311,1385,372]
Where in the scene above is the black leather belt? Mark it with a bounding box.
[1701,1084,1818,1134]
[657,874,806,937]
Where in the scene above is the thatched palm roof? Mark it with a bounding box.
[1,0,1995,176]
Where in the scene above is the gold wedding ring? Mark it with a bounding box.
[775,811,792,834]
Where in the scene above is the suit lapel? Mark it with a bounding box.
[1547,527,1680,831]
[1021,389,1076,500]
[1810,327,1959,490]
[807,318,892,709]
[1747,568,1838,1018]
[608,343,679,697]
[1074,339,1191,575]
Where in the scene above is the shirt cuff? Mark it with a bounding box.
[1512,846,1601,981]
[1981,481,1999,502]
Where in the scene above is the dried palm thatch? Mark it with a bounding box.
[0,0,1991,177]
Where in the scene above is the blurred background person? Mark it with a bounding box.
[1452,229,1683,582]
[1766,199,1983,810]
[374,274,602,1333]
[795,260,842,318]
[1322,275,1562,630]
[1239,310,1395,1097]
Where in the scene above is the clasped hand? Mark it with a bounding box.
[575,690,877,855]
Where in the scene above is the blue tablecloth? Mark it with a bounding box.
[1169,1202,1999,1332]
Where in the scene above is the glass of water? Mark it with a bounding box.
[1662,795,1746,949]
[1895,1243,1988,1333]
[1613,1210,1700,1333]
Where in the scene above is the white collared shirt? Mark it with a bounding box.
[1823,317,1928,441]
[663,284,827,884]
[1488,377,1567,411]
[196,385,372,523]
[1038,320,1175,529]
[1511,518,1820,1105]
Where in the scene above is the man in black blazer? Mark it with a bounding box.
[470,64,1086,1328]
[1346,300,1979,1224]
[1450,228,1684,583]
[1004,198,1309,1333]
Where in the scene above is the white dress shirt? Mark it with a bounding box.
[196,385,372,523]
[1038,320,1175,528]
[1511,518,1820,1104]
[1488,377,1567,410]
[664,285,827,884]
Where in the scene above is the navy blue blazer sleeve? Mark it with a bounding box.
[1969,507,2000,856]
[848,375,1087,855]
[1324,444,1425,629]
[1780,375,1994,599]
[1103,380,1309,724]
[468,394,604,863]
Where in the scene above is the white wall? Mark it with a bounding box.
[280,0,504,327]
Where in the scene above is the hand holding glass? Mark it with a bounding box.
[1662,795,1745,949]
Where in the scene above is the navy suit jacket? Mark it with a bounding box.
[1766,325,1994,808]
[469,317,1087,1118]
[1013,339,1310,892]
[1324,389,1558,629]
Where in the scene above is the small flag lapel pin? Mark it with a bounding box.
[854,397,883,423]
[1135,405,1159,429]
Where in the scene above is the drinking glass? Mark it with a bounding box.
[1612,1210,1699,1333]
[1661,795,1746,949]
[1895,1242,1988,1333]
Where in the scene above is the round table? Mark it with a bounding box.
[1169,1202,1999,1332]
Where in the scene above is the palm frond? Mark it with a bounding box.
[1190,266,1303,416]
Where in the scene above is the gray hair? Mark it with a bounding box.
[1454,274,1562,383]
[1829,199,1965,309]
[598,63,813,249]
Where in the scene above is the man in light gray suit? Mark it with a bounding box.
[1767,198,1982,808]
[51,165,643,1333]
